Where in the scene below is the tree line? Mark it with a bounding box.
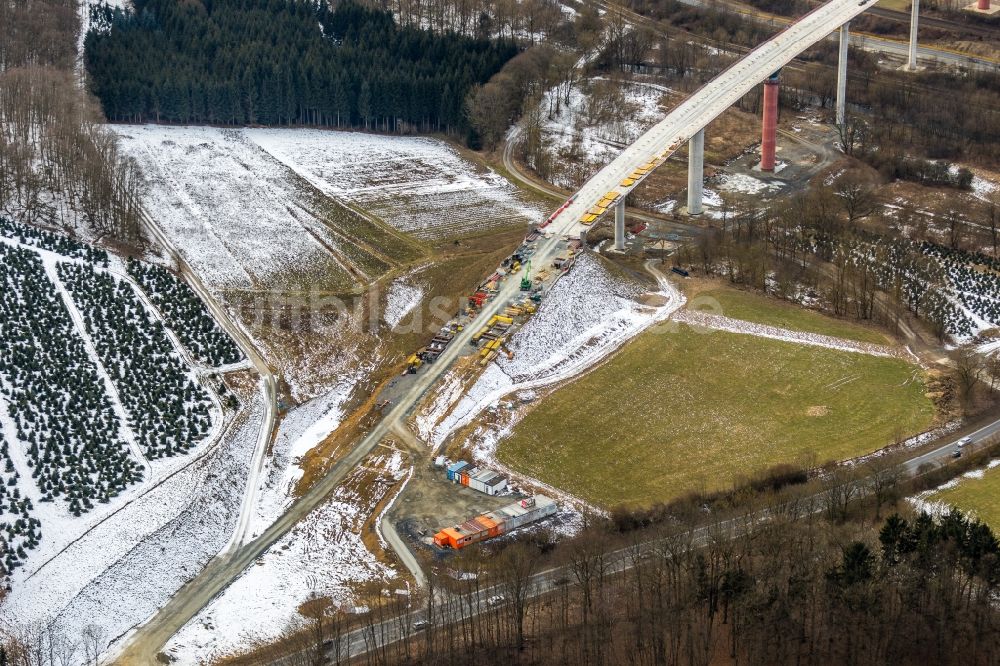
[84,0,518,137]
[1,0,144,244]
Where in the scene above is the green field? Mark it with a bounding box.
[928,464,1000,529]
[694,287,892,345]
[498,327,934,508]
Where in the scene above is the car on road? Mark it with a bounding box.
[952,450,962,459]
[957,436,972,448]
[486,595,505,607]
[412,620,430,631]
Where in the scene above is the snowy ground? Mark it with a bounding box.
[673,310,910,359]
[2,387,264,658]
[717,172,784,196]
[0,227,273,665]
[416,254,683,452]
[0,233,225,581]
[249,382,356,538]
[114,125,363,293]
[245,129,546,240]
[542,80,670,190]
[165,448,406,664]
[384,277,424,330]
[908,458,1000,519]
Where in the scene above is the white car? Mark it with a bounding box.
[486,595,505,607]
[957,436,972,448]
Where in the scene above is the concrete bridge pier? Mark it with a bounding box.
[687,128,705,215]
[836,21,849,127]
[907,0,920,70]
[614,198,626,250]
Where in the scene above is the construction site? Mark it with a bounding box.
[404,225,582,376]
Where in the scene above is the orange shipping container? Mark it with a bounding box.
[476,514,501,537]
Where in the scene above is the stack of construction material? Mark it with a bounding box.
[433,496,557,549]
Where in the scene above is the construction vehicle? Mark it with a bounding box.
[469,291,488,308]
[520,261,532,291]
[406,354,423,373]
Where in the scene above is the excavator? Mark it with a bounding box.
[520,260,532,291]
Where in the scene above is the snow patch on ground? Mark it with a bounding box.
[673,310,908,359]
[907,458,1000,519]
[717,172,783,195]
[655,199,677,214]
[114,125,361,293]
[250,381,356,537]
[244,128,545,239]
[165,450,405,664]
[384,279,424,329]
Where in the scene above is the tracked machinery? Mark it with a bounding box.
[520,260,533,291]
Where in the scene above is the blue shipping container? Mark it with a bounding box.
[447,460,469,481]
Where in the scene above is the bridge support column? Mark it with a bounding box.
[907,0,919,70]
[836,22,849,127]
[978,0,990,11]
[614,199,626,251]
[687,128,705,216]
[760,74,779,172]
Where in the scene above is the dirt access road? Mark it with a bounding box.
[112,200,583,662]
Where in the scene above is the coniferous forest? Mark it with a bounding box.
[84,0,518,136]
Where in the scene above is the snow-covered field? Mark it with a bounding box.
[166,448,406,664]
[0,231,226,578]
[0,225,272,663]
[250,382,356,537]
[2,383,264,659]
[245,128,546,240]
[114,125,363,293]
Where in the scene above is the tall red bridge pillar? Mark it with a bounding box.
[978,0,990,11]
[760,72,780,172]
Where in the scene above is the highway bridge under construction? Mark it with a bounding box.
[112,0,931,660]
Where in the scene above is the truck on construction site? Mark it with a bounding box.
[433,496,557,550]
